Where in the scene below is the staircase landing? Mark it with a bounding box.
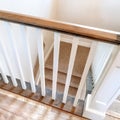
[0,77,85,118]
[0,89,88,120]
[0,84,118,120]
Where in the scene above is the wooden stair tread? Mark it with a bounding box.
[45,68,80,88]
[45,42,90,77]
[46,79,77,97]
[45,42,71,75]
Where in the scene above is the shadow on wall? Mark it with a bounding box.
[56,0,120,32]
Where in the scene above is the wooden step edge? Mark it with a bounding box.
[71,106,76,113]
[0,80,8,88]
[45,78,77,97]
[45,66,82,78]
[45,78,79,89]
[2,83,16,91]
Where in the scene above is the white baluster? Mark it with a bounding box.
[52,32,60,100]
[73,41,97,107]
[0,40,18,86]
[63,39,78,103]
[37,29,46,96]
[4,22,27,89]
[20,25,36,93]
[0,63,9,83]
[0,21,17,86]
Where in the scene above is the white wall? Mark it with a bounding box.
[56,0,120,32]
[56,0,120,84]
[0,0,57,82]
[0,0,57,18]
[0,0,57,56]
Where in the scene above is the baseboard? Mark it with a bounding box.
[83,94,105,120]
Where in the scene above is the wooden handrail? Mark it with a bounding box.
[0,10,120,44]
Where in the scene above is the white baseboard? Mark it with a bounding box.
[83,94,105,120]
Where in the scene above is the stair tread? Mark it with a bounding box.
[45,68,80,88]
[45,42,90,77]
[45,79,77,97]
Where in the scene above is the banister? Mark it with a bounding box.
[0,10,120,44]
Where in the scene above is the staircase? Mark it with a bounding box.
[0,10,120,120]
[45,41,90,97]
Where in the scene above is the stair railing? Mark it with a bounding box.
[0,10,120,115]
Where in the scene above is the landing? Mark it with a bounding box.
[0,88,119,120]
[0,89,87,120]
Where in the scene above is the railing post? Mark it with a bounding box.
[83,47,120,120]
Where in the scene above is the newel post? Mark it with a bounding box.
[83,47,120,120]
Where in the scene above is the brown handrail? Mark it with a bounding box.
[0,10,120,44]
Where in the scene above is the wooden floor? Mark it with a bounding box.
[0,89,87,120]
[0,88,119,120]
[0,76,85,117]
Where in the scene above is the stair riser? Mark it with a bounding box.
[46,79,77,97]
[45,68,80,89]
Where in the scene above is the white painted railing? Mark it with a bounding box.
[0,20,106,108]
[0,20,97,107]
[91,42,115,84]
[20,25,36,93]
[6,22,27,90]
[52,32,60,100]
[0,21,18,87]
[37,29,46,96]
[62,39,78,103]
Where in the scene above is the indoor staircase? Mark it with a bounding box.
[0,10,120,120]
[45,42,90,97]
